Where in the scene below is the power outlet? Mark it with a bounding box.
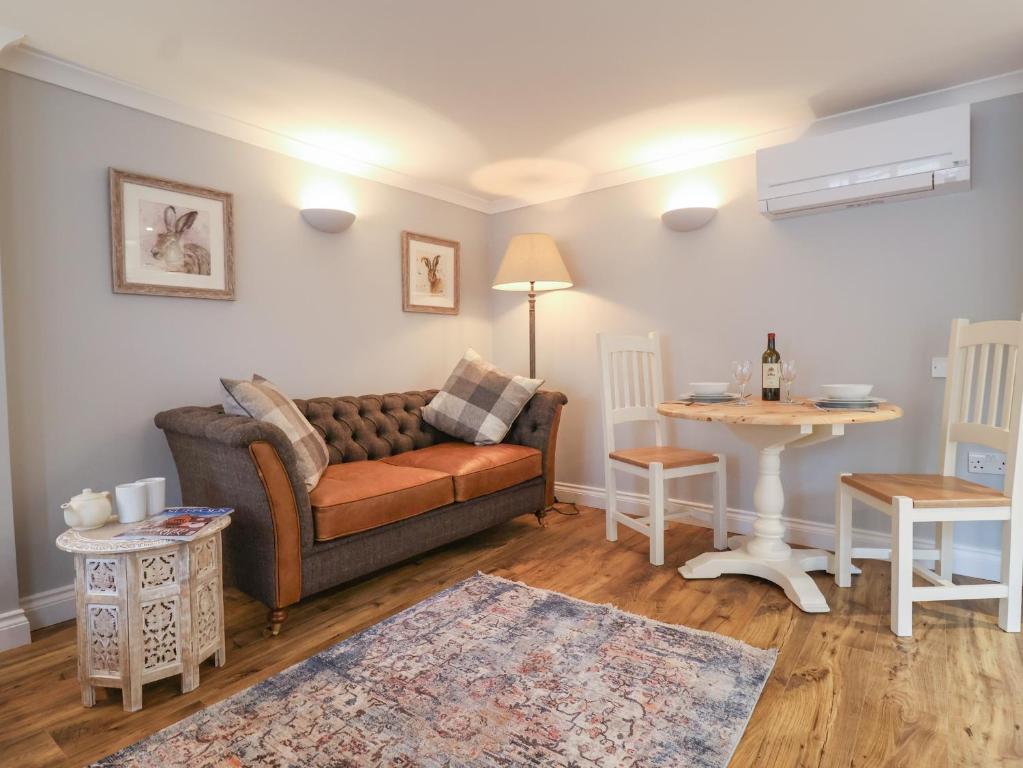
[931,357,948,378]
[968,451,1006,475]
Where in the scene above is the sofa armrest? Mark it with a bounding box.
[504,390,568,507]
[155,406,298,456]
[155,406,311,611]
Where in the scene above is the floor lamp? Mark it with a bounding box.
[492,233,573,378]
[493,233,575,519]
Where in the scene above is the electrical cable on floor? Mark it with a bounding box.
[553,499,579,516]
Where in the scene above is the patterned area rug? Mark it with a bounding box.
[94,574,776,767]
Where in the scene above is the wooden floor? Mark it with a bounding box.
[2,506,1022,767]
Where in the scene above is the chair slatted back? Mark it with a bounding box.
[940,316,1023,497]
[598,332,665,455]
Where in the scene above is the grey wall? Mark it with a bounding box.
[0,71,492,597]
[490,93,1023,555]
[0,249,21,615]
[3,69,1022,602]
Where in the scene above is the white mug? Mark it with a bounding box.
[115,482,148,524]
[137,477,166,518]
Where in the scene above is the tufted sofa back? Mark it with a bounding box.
[293,390,449,464]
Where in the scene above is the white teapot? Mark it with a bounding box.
[62,488,113,530]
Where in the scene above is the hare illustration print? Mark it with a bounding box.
[151,205,211,275]
[421,254,443,294]
[400,230,458,314]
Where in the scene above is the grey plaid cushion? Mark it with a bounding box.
[220,374,330,490]
[423,349,543,445]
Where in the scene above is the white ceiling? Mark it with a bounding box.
[4,1,1023,209]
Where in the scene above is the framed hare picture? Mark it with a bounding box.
[401,231,460,315]
[110,169,235,300]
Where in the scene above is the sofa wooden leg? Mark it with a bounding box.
[267,608,288,636]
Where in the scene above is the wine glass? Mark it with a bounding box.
[731,360,752,404]
[781,360,797,403]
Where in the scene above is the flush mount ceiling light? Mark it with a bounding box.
[300,208,356,233]
[661,206,717,232]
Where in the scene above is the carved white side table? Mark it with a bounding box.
[56,515,230,711]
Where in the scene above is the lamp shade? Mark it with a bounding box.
[493,233,573,292]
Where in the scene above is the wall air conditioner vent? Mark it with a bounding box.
[757,105,970,219]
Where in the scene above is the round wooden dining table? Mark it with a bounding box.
[657,397,902,612]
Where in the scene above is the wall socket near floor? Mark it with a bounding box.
[931,356,948,378]
[968,451,1006,475]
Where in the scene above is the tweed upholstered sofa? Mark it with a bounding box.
[155,389,566,634]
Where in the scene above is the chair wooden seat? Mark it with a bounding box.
[842,473,1010,509]
[610,446,719,470]
[599,331,728,565]
[835,315,1023,638]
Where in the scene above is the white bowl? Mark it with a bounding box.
[689,382,730,396]
[821,384,874,400]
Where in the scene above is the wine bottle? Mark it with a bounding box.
[762,333,781,401]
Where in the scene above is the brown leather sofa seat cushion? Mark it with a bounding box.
[381,442,542,502]
[310,462,454,542]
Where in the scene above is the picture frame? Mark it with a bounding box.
[109,168,235,300]
[401,231,460,315]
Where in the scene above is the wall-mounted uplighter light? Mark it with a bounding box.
[300,208,356,233]
[661,206,717,232]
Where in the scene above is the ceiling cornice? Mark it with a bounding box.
[0,27,25,52]
[486,126,807,214]
[0,42,494,213]
[1,37,1022,216]
[488,67,1023,213]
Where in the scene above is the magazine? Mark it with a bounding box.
[115,507,233,541]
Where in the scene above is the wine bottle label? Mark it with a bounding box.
[763,363,780,388]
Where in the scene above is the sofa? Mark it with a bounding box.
[155,389,566,634]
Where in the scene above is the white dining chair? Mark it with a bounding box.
[834,316,1023,637]
[598,332,728,566]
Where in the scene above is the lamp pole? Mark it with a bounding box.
[528,280,536,379]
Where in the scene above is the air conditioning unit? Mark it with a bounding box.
[757,105,970,219]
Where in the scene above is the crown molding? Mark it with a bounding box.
[487,67,1023,213]
[1,39,1021,216]
[0,27,25,53]
[486,125,806,214]
[812,67,1023,127]
[0,43,494,213]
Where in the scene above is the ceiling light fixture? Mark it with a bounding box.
[661,206,717,232]
[300,208,356,233]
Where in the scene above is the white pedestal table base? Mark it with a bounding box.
[681,534,835,612]
[679,422,850,613]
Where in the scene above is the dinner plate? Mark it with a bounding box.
[680,392,740,403]
[818,396,887,405]
[811,397,887,409]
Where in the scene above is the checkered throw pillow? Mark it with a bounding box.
[220,374,329,490]
[423,349,543,445]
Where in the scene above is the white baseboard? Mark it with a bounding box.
[554,481,1002,581]
[12,483,1003,634]
[20,583,76,630]
[0,608,31,650]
